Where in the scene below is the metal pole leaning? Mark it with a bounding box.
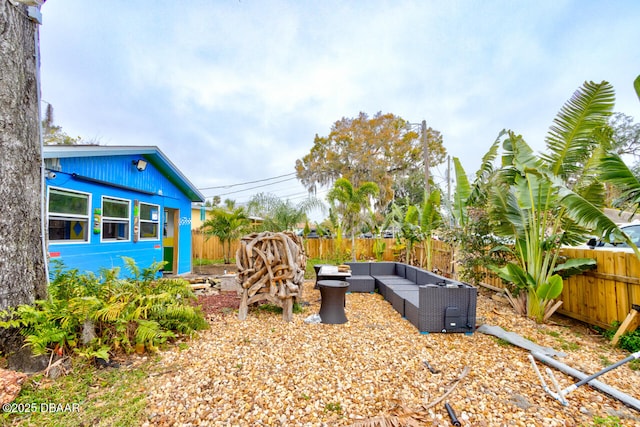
[529,351,640,410]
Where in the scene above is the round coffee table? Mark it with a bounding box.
[318,280,349,324]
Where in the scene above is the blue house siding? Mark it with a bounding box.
[44,146,203,277]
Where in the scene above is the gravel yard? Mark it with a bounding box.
[143,281,640,426]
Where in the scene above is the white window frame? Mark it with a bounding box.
[138,202,160,241]
[101,196,131,242]
[47,187,91,244]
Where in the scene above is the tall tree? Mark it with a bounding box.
[0,0,47,310]
[326,178,379,261]
[295,111,446,210]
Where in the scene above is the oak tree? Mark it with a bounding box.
[295,112,446,210]
[0,0,47,310]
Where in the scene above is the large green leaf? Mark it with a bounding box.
[536,274,563,300]
[490,263,534,290]
[599,152,640,215]
[468,131,504,206]
[554,257,596,278]
[475,130,505,181]
[489,184,526,239]
[634,74,640,102]
[452,157,470,226]
[501,132,540,174]
[559,186,630,240]
[542,81,615,180]
[420,190,442,233]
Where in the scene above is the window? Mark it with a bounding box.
[102,197,130,241]
[48,188,90,243]
[139,202,160,240]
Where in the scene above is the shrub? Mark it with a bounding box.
[597,321,640,353]
[0,258,208,361]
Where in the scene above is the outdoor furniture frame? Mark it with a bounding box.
[344,261,477,334]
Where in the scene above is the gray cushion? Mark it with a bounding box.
[346,262,371,275]
[405,266,418,283]
[370,262,396,276]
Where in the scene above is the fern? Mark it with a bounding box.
[1,259,208,359]
[134,319,174,348]
[74,343,111,361]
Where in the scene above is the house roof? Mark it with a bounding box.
[43,145,205,202]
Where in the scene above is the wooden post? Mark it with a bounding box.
[611,304,640,347]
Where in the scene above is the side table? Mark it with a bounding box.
[318,280,349,324]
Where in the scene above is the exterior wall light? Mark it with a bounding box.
[133,159,147,171]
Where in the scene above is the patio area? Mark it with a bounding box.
[142,280,640,426]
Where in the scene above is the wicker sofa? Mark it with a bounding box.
[344,261,477,334]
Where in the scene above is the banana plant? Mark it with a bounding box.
[485,81,639,322]
[384,202,421,264]
[418,190,442,270]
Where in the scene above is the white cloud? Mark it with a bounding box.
[39,0,640,217]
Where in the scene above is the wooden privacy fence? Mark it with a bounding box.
[557,248,640,329]
[471,247,640,329]
[192,231,640,329]
[193,232,453,274]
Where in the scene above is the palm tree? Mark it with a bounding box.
[201,201,251,264]
[482,81,639,322]
[327,178,379,261]
[246,192,324,232]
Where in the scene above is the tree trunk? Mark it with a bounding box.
[0,0,47,310]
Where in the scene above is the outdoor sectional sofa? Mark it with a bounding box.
[344,261,477,334]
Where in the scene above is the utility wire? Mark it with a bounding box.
[198,172,296,190]
[204,177,298,197]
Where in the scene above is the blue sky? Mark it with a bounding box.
[38,1,640,221]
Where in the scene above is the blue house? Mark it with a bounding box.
[43,145,204,276]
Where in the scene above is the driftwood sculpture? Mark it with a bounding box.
[236,231,307,322]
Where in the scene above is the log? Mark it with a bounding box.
[236,231,307,322]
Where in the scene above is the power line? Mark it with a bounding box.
[197,172,296,190]
[204,177,298,198]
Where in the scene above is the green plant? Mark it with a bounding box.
[592,415,622,426]
[599,355,612,366]
[560,341,580,351]
[327,177,380,262]
[0,258,208,361]
[479,81,637,323]
[372,238,386,261]
[324,402,343,413]
[616,330,640,353]
[193,258,227,266]
[600,321,640,353]
[1,358,149,426]
[495,338,513,347]
[542,329,560,338]
[201,200,251,264]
